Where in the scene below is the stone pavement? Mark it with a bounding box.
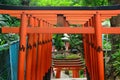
[51,71,87,80]
[52,78,87,80]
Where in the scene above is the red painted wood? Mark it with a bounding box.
[36,20,42,80]
[95,12,104,80]
[18,13,27,80]
[26,16,34,80]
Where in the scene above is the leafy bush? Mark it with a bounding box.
[103,39,111,50]
[54,54,80,59]
[66,54,80,59]
[54,54,65,59]
[0,14,20,45]
[79,70,84,78]
[111,50,120,76]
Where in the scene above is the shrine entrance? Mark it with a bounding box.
[0,5,120,80]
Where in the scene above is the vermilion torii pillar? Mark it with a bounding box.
[36,19,42,80]
[95,12,104,80]
[39,20,44,80]
[18,13,27,80]
[31,17,38,80]
[26,16,34,80]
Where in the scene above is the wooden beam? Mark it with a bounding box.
[65,14,93,17]
[27,27,94,34]
[2,27,120,34]
[0,10,119,15]
[1,27,19,33]
[0,10,96,14]
[1,27,94,34]
[102,27,120,34]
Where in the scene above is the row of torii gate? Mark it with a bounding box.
[0,5,120,80]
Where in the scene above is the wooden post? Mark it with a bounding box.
[87,28,92,79]
[95,12,104,80]
[46,23,50,80]
[45,22,49,74]
[47,23,50,70]
[86,21,91,75]
[92,16,99,80]
[56,68,61,78]
[72,69,79,78]
[91,16,97,80]
[84,22,91,80]
[82,24,89,78]
[57,14,64,27]
[47,23,50,71]
[37,19,42,80]
[90,17,94,80]
[31,17,38,80]
[41,20,46,79]
[43,21,48,80]
[44,21,49,80]
[40,20,44,80]
[26,16,34,80]
[49,24,53,78]
[89,19,94,80]
[18,13,27,80]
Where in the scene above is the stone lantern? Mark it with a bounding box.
[61,34,70,51]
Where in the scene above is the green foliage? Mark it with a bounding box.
[66,54,80,59]
[0,0,21,5]
[53,34,83,52]
[103,39,111,50]
[103,41,111,49]
[0,49,10,80]
[30,0,83,6]
[83,0,108,6]
[0,0,22,45]
[54,53,80,59]
[54,54,65,59]
[111,50,120,76]
[0,45,9,51]
[79,70,84,78]
[0,14,20,45]
[0,14,20,27]
[53,34,64,50]
[69,34,83,53]
[0,15,8,27]
[0,33,19,45]
[0,34,7,45]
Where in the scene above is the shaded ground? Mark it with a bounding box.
[52,78,87,80]
[51,71,87,80]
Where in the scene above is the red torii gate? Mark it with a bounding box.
[53,58,85,78]
[0,5,120,80]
